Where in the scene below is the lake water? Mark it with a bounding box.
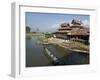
[26,35,89,67]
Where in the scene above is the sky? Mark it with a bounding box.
[25,12,90,32]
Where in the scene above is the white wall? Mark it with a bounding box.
[0,0,100,80]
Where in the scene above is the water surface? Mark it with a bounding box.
[26,35,89,67]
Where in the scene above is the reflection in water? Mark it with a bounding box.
[26,35,32,40]
[52,52,89,65]
[26,35,89,67]
[26,35,52,67]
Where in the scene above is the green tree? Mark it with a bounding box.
[26,26,31,33]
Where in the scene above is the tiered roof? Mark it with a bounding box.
[56,19,89,35]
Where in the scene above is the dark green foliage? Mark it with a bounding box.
[26,26,31,33]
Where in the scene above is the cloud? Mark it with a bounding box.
[51,20,71,29]
[51,23,60,29]
[51,19,90,30]
[82,20,90,27]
